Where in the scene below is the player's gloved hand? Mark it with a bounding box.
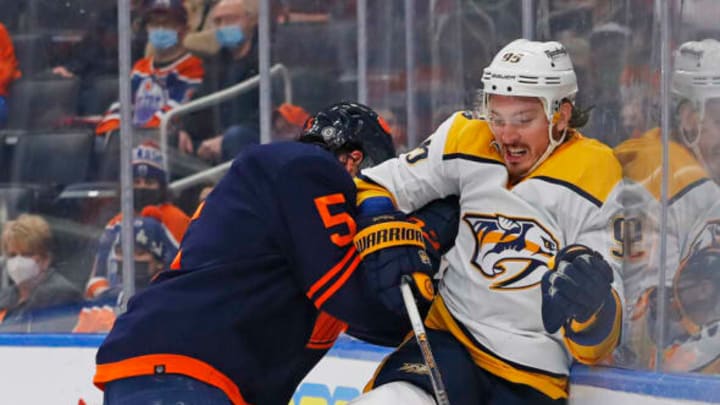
[354,211,435,316]
[407,195,460,271]
[541,244,614,334]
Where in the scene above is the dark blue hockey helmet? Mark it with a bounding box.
[299,101,396,169]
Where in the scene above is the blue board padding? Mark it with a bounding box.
[3,332,720,402]
[0,332,392,359]
[0,333,106,347]
[571,364,720,403]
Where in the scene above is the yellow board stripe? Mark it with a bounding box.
[354,221,425,259]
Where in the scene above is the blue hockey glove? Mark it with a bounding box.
[541,244,614,334]
[354,211,435,316]
[408,195,460,270]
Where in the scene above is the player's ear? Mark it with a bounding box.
[346,150,364,176]
[554,101,573,132]
[348,150,365,176]
[677,100,699,133]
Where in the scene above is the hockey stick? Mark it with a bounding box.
[400,275,451,405]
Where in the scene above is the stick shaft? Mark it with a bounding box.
[400,279,450,405]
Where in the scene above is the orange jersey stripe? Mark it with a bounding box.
[94,354,248,405]
[306,312,347,350]
[170,249,182,270]
[314,254,362,308]
[307,247,357,299]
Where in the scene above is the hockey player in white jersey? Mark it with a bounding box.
[349,39,624,404]
[615,39,720,372]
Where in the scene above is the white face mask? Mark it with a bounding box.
[6,256,40,285]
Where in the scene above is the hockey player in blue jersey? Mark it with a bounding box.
[94,102,459,405]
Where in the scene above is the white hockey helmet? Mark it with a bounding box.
[672,39,720,152]
[481,39,578,175]
[481,39,578,122]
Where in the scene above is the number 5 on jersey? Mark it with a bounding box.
[314,194,357,247]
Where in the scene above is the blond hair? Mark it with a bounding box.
[2,214,52,257]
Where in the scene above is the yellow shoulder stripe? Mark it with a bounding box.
[354,176,397,207]
[529,133,622,205]
[442,114,503,163]
[614,128,709,201]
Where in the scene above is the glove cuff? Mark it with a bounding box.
[566,289,618,339]
[563,289,622,364]
[411,272,435,302]
[353,220,426,259]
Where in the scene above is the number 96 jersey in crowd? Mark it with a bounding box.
[356,112,625,400]
[93,142,402,405]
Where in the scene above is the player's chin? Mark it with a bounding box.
[507,161,532,179]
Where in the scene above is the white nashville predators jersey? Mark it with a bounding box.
[614,129,720,312]
[357,112,624,398]
[613,128,720,372]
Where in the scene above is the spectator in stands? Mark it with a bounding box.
[85,142,189,299]
[620,85,651,139]
[51,3,124,116]
[584,22,632,147]
[0,23,21,127]
[179,0,260,163]
[183,0,222,56]
[73,216,178,333]
[0,214,81,332]
[271,102,309,141]
[95,0,205,135]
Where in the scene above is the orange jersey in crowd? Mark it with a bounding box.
[96,53,204,134]
[0,23,21,96]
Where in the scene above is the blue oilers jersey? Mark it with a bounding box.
[94,142,397,405]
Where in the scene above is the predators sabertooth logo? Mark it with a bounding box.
[463,213,559,290]
[398,362,430,375]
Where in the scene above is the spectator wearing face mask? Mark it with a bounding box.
[95,0,205,135]
[0,215,81,333]
[179,0,261,163]
[73,216,179,333]
[84,142,189,299]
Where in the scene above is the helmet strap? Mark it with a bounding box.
[520,109,567,178]
[680,104,709,172]
[684,126,709,172]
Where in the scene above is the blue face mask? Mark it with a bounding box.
[148,28,178,50]
[216,25,245,49]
